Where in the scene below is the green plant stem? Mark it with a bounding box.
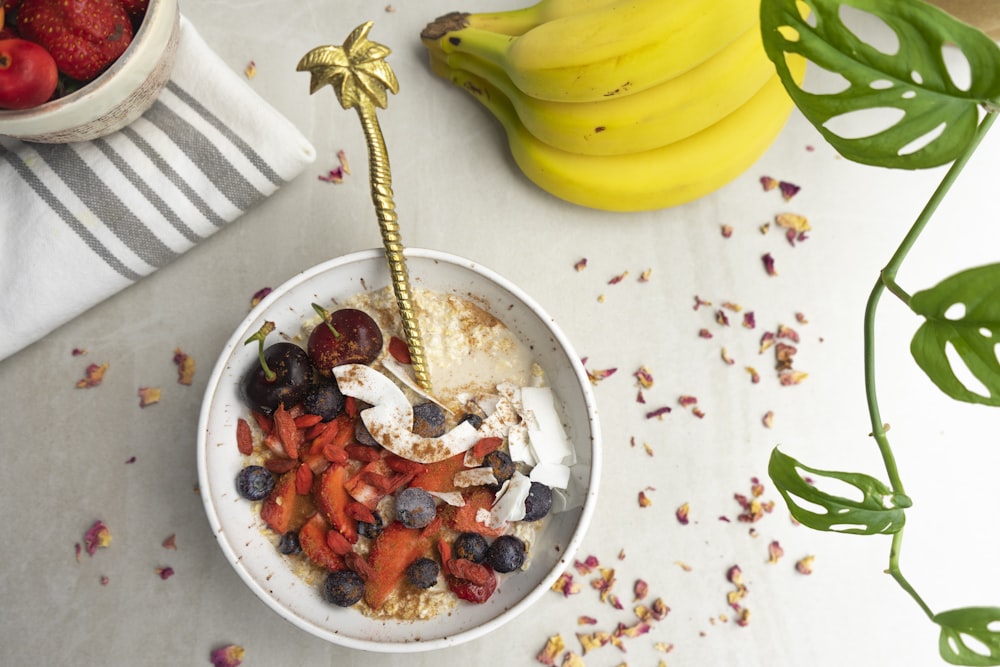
[863,110,998,619]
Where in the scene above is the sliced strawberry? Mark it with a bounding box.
[295,463,313,495]
[472,436,503,459]
[299,513,346,571]
[447,569,497,604]
[260,471,300,534]
[440,487,505,537]
[344,457,391,509]
[364,517,441,610]
[409,452,467,494]
[251,411,273,435]
[315,464,358,544]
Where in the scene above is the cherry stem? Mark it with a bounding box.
[244,321,277,381]
[311,303,342,338]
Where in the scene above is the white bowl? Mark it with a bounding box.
[0,0,179,143]
[197,248,601,652]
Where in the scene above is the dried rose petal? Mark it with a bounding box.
[100,575,109,586]
[678,395,697,408]
[762,253,777,276]
[760,175,779,191]
[760,222,771,234]
[768,540,784,564]
[693,295,713,310]
[746,367,761,384]
[210,644,245,667]
[762,410,775,428]
[692,407,706,419]
[608,270,629,285]
[751,477,765,498]
[779,181,801,201]
[759,331,776,354]
[779,370,809,386]
[76,362,109,388]
[633,366,654,389]
[638,268,652,282]
[162,534,177,550]
[84,520,111,556]
[552,572,580,596]
[721,224,734,238]
[72,348,87,356]
[675,502,690,525]
[574,555,600,574]
[244,61,256,79]
[573,258,588,272]
[715,309,730,326]
[607,593,624,610]
[156,566,175,580]
[795,311,809,324]
[560,652,585,667]
[796,555,815,575]
[638,490,652,507]
[643,442,654,457]
[614,620,651,638]
[645,406,671,420]
[577,615,598,625]
[577,631,609,654]
[649,597,670,620]
[584,363,617,384]
[777,323,801,343]
[337,149,351,175]
[775,212,810,233]
[698,328,713,339]
[674,561,692,572]
[742,311,756,329]
[138,387,161,408]
[250,287,271,308]
[721,348,735,365]
[318,166,344,183]
[654,641,675,653]
[634,579,649,601]
[736,608,751,627]
[173,348,196,385]
[124,455,136,464]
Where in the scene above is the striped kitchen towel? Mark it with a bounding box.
[0,16,316,362]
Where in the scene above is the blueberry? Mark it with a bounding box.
[483,450,515,485]
[235,465,275,501]
[405,557,440,589]
[301,380,345,421]
[412,402,446,437]
[354,418,380,447]
[357,510,385,540]
[484,535,526,573]
[277,531,301,555]
[453,532,488,563]
[395,487,437,529]
[323,570,365,607]
[523,482,553,521]
[457,412,483,429]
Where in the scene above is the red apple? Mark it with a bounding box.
[0,38,58,109]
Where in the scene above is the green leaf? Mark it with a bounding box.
[760,0,1000,168]
[768,447,909,534]
[935,607,1000,666]
[910,263,1000,406]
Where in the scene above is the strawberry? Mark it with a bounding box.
[440,487,505,537]
[409,452,467,494]
[259,471,302,534]
[364,517,441,610]
[315,463,358,544]
[118,0,146,21]
[17,0,133,82]
[299,513,346,571]
[447,570,497,604]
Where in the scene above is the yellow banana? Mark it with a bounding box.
[427,22,774,156]
[424,0,626,38]
[440,57,806,212]
[433,0,758,102]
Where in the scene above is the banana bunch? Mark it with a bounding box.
[421,0,806,212]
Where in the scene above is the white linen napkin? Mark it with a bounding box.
[0,16,316,362]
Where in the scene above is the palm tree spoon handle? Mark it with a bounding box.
[298,22,432,392]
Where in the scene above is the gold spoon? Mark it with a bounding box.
[297,22,432,392]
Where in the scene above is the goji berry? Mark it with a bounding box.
[236,418,253,456]
[295,463,314,495]
[388,336,412,364]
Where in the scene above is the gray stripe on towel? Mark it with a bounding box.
[166,80,285,187]
[144,99,262,212]
[0,144,143,281]
[120,126,229,229]
[92,137,204,245]
[33,143,178,270]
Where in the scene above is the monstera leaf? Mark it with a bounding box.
[910,263,1000,406]
[768,448,910,534]
[935,607,1000,666]
[760,0,1000,168]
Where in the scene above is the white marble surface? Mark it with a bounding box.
[3,1,1000,665]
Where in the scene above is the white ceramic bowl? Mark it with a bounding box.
[0,0,179,143]
[197,248,601,652]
